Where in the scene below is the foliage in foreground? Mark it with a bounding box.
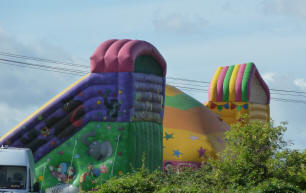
[93,117,306,193]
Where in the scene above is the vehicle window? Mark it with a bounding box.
[0,166,27,189]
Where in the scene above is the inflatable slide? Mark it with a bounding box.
[0,39,167,192]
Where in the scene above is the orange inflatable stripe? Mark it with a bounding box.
[165,84,183,96]
[163,106,229,135]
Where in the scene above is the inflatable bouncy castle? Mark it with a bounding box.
[0,39,231,192]
[0,39,167,192]
[206,63,270,125]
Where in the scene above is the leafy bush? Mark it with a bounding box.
[269,149,306,190]
[250,178,302,193]
[94,162,162,193]
[93,117,306,193]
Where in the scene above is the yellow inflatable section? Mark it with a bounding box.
[229,64,240,102]
[163,85,229,171]
[209,67,223,101]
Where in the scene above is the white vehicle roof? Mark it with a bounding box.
[0,147,32,166]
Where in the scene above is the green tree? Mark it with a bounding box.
[208,116,304,192]
[94,116,306,193]
[269,149,306,190]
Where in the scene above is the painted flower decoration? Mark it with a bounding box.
[106,125,112,130]
[50,141,55,146]
[40,127,50,137]
[100,163,108,173]
[38,176,44,182]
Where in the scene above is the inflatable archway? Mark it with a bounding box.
[206,63,270,125]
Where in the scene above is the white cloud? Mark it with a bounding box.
[262,0,306,19]
[294,78,306,91]
[271,94,306,150]
[0,26,82,136]
[271,99,306,150]
[153,13,208,34]
[0,103,36,137]
[261,73,306,150]
[262,72,275,83]
[221,2,231,11]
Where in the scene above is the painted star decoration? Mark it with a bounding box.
[164,132,174,140]
[173,150,182,158]
[198,147,206,158]
[217,138,223,143]
[190,135,199,140]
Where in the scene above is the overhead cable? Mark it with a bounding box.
[1,52,306,104]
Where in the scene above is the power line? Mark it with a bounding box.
[170,83,306,98]
[1,51,305,93]
[166,81,209,88]
[271,97,306,104]
[0,57,304,104]
[167,76,210,84]
[166,76,306,95]
[0,58,88,75]
[0,62,86,76]
[170,84,306,104]
[169,76,306,94]
[0,51,89,69]
[171,86,209,92]
[270,88,306,94]
[270,92,306,98]
[1,52,306,104]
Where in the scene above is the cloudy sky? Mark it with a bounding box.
[0,0,305,149]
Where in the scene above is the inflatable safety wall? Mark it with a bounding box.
[162,85,229,172]
[0,39,167,192]
[206,63,270,125]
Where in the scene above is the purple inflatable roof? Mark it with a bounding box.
[90,39,167,76]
